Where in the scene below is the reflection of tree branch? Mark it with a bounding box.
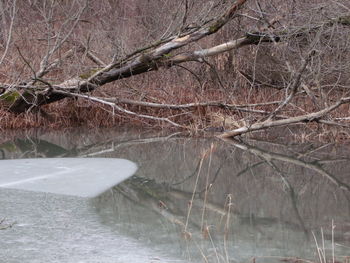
[0,138,69,158]
[247,138,350,163]
[77,133,184,157]
[235,160,265,177]
[293,143,332,160]
[171,155,226,193]
[113,176,210,230]
[118,174,230,227]
[0,132,186,159]
[222,138,350,193]
[168,188,227,216]
[115,184,186,227]
[264,160,308,236]
[197,158,226,195]
[171,158,202,186]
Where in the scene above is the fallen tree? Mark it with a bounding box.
[0,0,252,113]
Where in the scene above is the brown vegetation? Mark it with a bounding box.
[0,0,349,141]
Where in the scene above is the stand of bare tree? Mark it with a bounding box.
[0,0,349,140]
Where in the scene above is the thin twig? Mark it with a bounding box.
[265,50,315,121]
[54,90,185,128]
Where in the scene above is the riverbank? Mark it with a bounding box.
[1,99,349,143]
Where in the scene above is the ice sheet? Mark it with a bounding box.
[0,158,137,197]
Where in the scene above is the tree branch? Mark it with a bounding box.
[219,96,350,138]
[54,90,185,128]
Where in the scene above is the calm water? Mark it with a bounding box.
[1,128,350,263]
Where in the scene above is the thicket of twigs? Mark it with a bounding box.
[0,0,349,141]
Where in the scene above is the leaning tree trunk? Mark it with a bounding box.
[0,0,257,113]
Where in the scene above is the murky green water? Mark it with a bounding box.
[1,128,350,262]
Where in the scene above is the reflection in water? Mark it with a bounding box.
[0,188,180,263]
[1,128,350,262]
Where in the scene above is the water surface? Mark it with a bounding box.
[1,128,349,262]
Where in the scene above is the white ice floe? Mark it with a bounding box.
[0,158,137,197]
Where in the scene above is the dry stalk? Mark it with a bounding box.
[200,143,215,235]
[224,194,233,263]
[183,148,208,238]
